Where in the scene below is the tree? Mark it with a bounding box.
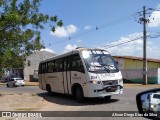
[0,0,63,75]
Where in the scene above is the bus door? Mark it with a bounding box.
[70,54,86,89]
[38,64,43,89]
[41,63,46,90]
[53,59,64,93]
[42,73,46,90]
[63,57,70,94]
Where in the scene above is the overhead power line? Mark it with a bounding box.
[97,33,160,50]
[50,8,144,45]
[101,36,143,49]
[49,6,160,55]
[97,6,160,85]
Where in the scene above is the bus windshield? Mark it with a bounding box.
[81,50,119,73]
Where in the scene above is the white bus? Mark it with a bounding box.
[38,47,123,102]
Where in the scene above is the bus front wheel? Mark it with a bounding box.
[75,87,84,103]
[105,95,111,100]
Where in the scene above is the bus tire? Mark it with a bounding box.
[13,83,17,87]
[46,84,52,95]
[105,95,111,100]
[75,87,84,103]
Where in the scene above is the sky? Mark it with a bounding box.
[38,0,160,59]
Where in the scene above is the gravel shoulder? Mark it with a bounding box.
[0,93,45,111]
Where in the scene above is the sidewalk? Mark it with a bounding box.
[124,83,160,88]
[0,81,39,86]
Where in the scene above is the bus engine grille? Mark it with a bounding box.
[102,80,118,86]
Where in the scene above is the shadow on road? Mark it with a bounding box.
[37,92,119,106]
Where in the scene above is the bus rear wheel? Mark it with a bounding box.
[46,84,52,95]
[75,87,84,103]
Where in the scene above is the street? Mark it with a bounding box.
[0,85,159,110]
[0,85,160,120]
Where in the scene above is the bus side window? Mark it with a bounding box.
[63,59,67,71]
[59,59,63,72]
[54,59,63,72]
[47,61,54,73]
[54,60,58,72]
[42,63,46,73]
[71,54,84,73]
[38,63,42,74]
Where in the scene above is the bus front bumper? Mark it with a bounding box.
[94,85,123,97]
[84,84,123,98]
[96,85,123,92]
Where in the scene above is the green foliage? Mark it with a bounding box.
[0,0,63,73]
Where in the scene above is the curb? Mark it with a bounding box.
[0,82,39,86]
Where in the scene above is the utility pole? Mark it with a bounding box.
[140,6,148,85]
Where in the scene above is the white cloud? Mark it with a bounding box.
[84,25,91,30]
[64,44,77,53]
[97,32,160,59]
[148,11,160,27]
[40,48,55,53]
[148,4,160,27]
[50,24,78,37]
[77,39,82,43]
[100,32,143,48]
[156,4,160,9]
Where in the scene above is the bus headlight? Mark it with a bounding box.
[89,80,101,84]
[151,105,154,108]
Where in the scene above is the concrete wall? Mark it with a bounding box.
[24,51,55,81]
[121,68,159,84]
[158,68,160,84]
[114,57,160,69]
[124,59,160,69]
[113,56,160,84]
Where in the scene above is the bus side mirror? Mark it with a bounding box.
[136,88,160,119]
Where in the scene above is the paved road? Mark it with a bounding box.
[0,85,159,120]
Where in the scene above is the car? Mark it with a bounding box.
[136,88,160,119]
[0,77,8,83]
[6,78,25,87]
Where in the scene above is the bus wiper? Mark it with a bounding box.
[103,66,111,73]
[88,65,101,71]
[103,64,119,72]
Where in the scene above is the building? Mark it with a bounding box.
[9,68,23,78]
[24,50,56,81]
[113,56,160,84]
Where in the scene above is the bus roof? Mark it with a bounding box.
[39,47,108,64]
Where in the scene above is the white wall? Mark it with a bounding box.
[158,68,160,84]
[24,51,55,80]
[121,68,159,84]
